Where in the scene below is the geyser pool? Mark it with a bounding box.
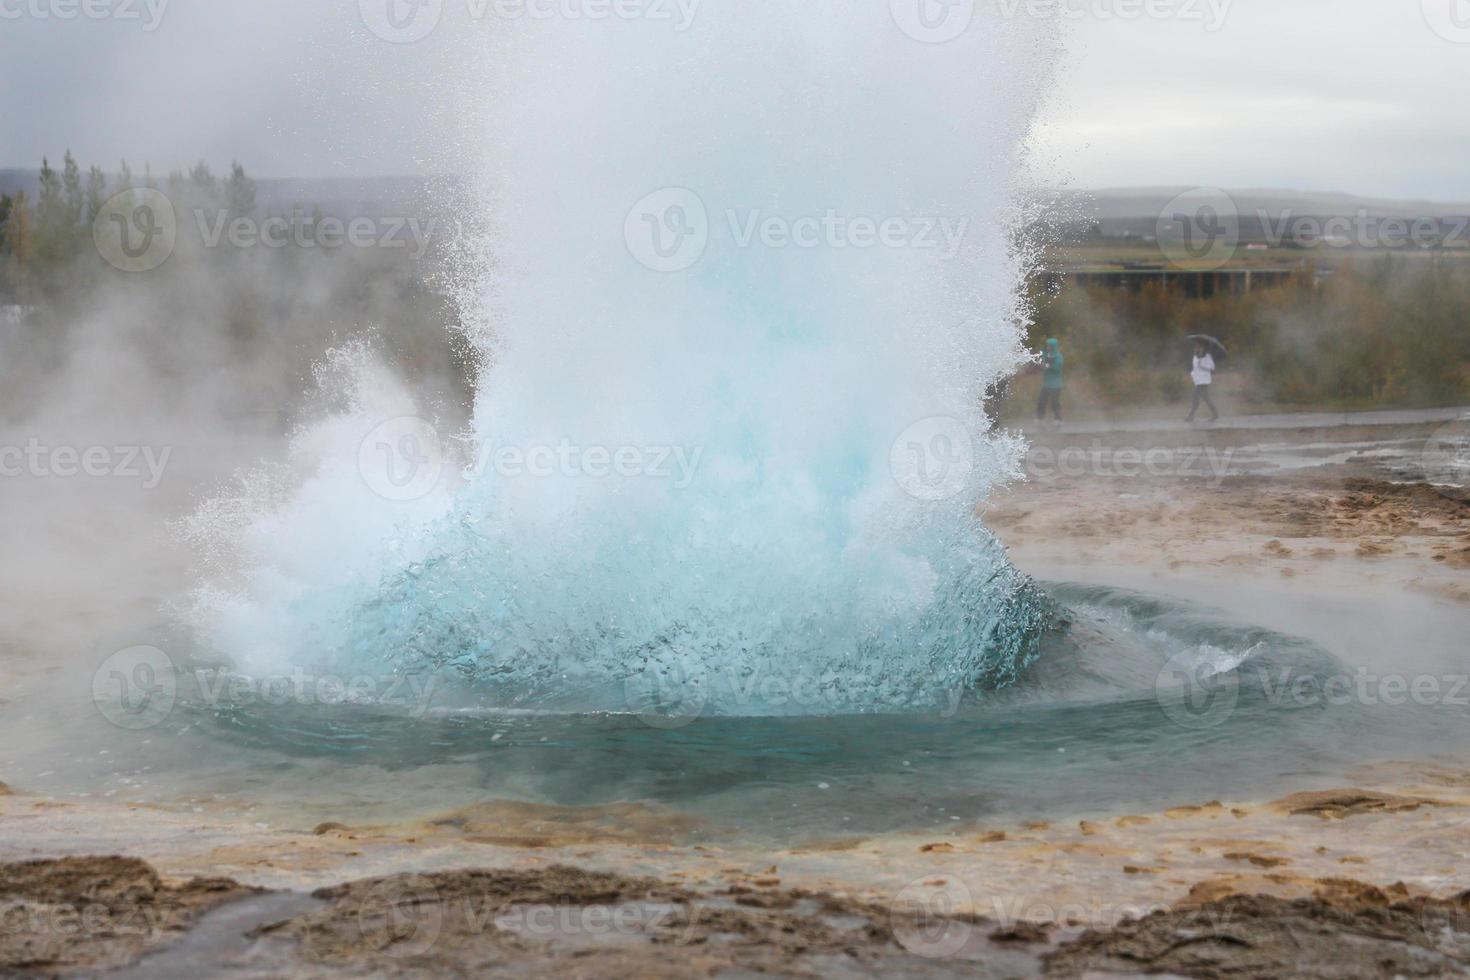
[180,4,1066,718]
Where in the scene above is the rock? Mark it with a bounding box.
[1225,851,1290,869]
[989,920,1051,944]
[0,856,253,975]
[1045,889,1470,979]
[1271,789,1450,820]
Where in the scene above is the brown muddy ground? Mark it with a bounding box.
[0,856,253,976]
[5,854,1470,978]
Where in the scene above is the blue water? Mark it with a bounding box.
[46,583,1452,841]
[178,6,1066,718]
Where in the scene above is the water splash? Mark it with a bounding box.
[182,4,1064,717]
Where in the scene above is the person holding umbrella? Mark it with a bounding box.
[1186,335,1224,424]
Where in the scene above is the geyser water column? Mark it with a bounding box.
[183,1,1064,719]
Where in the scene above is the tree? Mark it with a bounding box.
[3,191,35,301]
[188,161,217,197]
[85,166,108,225]
[113,159,134,195]
[225,161,257,219]
[34,157,71,265]
[62,150,83,228]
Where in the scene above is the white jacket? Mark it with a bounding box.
[1191,353,1216,387]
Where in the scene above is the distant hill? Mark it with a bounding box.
[0,170,460,220]
[1033,187,1470,245]
[3,170,1466,243]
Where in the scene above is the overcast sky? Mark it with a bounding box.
[2,0,1467,200]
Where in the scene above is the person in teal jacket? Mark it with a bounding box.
[1037,338,1064,424]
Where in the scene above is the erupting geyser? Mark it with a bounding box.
[183,3,1064,718]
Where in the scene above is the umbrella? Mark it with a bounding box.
[1187,334,1229,354]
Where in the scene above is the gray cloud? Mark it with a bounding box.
[1,0,1466,198]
